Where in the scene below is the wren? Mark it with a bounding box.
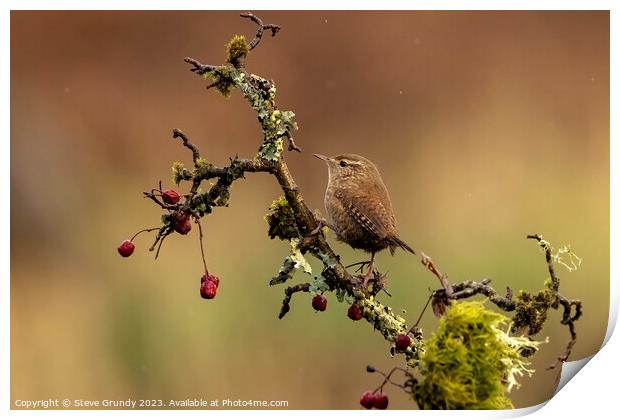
[315,153,415,286]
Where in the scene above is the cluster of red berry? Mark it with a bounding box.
[310,293,414,409]
[311,296,412,350]
[359,390,389,409]
[118,188,221,300]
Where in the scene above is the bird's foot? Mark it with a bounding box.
[345,260,372,273]
[356,270,388,296]
[307,220,325,237]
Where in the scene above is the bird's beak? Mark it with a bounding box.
[314,154,329,161]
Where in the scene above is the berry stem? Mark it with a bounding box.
[197,219,209,275]
[371,367,410,393]
[130,227,160,242]
[410,292,434,331]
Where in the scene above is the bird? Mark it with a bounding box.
[314,153,415,286]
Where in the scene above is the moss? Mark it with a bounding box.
[172,161,192,185]
[203,67,235,97]
[511,289,554,335]
[265,196,299,241]
[414,301,542,410]
[226,35,249,66]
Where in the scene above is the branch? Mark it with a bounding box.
[527,234,582,369]
[184,58,220,75]
[448,279,516,311]
[172,128,200,164]
[279,283,311,319]
[240,12,281,50]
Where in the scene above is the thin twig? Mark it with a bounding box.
[528,234,582,369]
[172,128,200,164]
[240,12,281,50]
[285,132,302,152]
[411,292,434,330]
[421,253,454,296]
[183,57,220,75]
[279,283,311,319]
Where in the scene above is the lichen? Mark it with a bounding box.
[308,275,329,295]
[511,289,555,335]
[265,196,299,240]
[354,295,419,364]
[259,138,284,161]
[413,301,543,409]
[270,238,312,285]
[226,35,249,66]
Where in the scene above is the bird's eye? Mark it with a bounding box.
[339,160,348,167]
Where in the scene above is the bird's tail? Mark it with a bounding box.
[391,237,416,255]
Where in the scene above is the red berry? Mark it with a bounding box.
[200,280,217,299]
[312,294,327,311]
[347,303,363,321]
[162,189,181,205]
[359,391,375,409]
[373,393,389,410]
[394,333,412,352]
[117,239,135,257]
[201,273,220,287]
[173,213,192,235]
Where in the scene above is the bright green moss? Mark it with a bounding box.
[414,301,542,410]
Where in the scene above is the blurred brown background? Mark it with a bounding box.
[11,11,609,409]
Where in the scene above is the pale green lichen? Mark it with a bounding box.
[270,238,312,285]
[414,301,543,409]
[309,275,329,295]
[259,138,284,162]
[355,295,417,361]
[227,70,297,162]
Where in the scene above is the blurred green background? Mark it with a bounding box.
[10,11,609,409]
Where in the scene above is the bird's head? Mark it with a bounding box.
[314,153,380,183]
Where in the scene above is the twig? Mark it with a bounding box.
[279,283,311,319]
[527,234,560,293]
[155,233,167,259]
[183,57,220,75]
[527,234,582,369]
[411,292,433,330]
[448,279,516,311]
[285,132,302,152]
[240,12,281,50]
[172,128,200,164]
[421,253,454,296]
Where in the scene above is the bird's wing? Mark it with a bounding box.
[335,189,391,239]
